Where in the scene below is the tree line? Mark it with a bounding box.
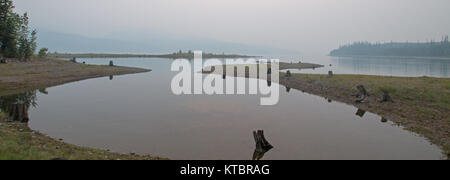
[0,0,42,60]
[330,36,450,58]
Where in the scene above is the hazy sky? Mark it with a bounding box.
[14,0,450,55]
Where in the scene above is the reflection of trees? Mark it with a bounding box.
[0,90,40,123]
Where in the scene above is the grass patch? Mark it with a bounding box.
[0,112,166,160]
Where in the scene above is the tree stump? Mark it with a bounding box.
[285,70,292,79]
[8,103,30,123]
[328,71,333,77]
[380,91,394,103]
[0,57,7,64]
[252,130,273,160]
[355,109,366,117]
[109,61,114,66]
[355,85,369,103]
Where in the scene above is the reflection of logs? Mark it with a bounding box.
[8,103,30,123]
[252,130,273,160]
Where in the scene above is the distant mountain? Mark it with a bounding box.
[330,38,450,58]
[37,30,296,55]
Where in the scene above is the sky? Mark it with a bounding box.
[13,0,450,55]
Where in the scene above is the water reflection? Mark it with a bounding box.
[0,91,40,123]
[335,56,449,77]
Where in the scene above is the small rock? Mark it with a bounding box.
[58,138,63,141]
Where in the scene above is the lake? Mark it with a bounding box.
[275,54,450,78]
[1,57,441,160]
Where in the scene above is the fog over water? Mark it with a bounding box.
[14,0,450,56]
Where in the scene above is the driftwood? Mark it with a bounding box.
[355,85,369,103]
[8,103,30,123]
[109,61,114,66]
[252,130,273,160]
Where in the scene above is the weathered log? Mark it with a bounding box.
[252,130,273,160]
[355,85,369,103]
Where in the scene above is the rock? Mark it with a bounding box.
[109,61,114,66]
[70,57,77,63]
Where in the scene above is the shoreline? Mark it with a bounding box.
[47,53,259,59]
[0,58,151,97]
[0,58,165,160]
[204,64,449,158]
[279,73,449,157]
[329,55,450,60]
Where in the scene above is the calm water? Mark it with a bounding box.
[1,57,439,159]
[276,55,450,78]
